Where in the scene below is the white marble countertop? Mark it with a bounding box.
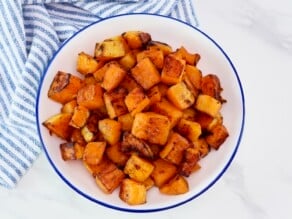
[1,0,292,218]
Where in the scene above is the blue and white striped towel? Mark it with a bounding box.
[0,0,198,188]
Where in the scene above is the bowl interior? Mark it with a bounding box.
[36,14,244,212]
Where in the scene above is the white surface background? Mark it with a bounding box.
[1,0,291,218]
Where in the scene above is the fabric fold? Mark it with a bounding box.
[0,0,198,188]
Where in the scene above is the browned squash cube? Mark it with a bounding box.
[124,154,154,182]
[83,141,106,165]
[101,61,126,91]
[193,138,210,157]
[151,158,177,187]
[98,119,122,145]
[69,105,90,128]
[180,147,200,177]
[106,142,129,167]
[42,113,73,140]
[94,158,125,194]
[195,94,222,117]
[150,99,183,128]
[131,112,171,145]
[93,63,107,82]
[167,82,195,110]
[77,52,103,75]
[119,51,136,70]
[161,55,186,85]
[177,119,202,142]
[125,87,150,116]
[181,108,197,121]
[119,74,142,93]
[174,46,200,65]
[184,64,202,90]
[95,35,128,60]
[147,41,173,55]
[137,48,164,69]
[131,57,160,90]
[201,74,225,102]
[70,128,86,145]
[159,175,189,195]
[77,83,104,110]
[119,178,147,205]
[142,177,155,191]
[122,31,151,49]
[61,99,77,114]
[118,113,134,131]
[146,85,162,106]
[121,132,154,159]
[103,88,128,119]
[73,142,85,160]
[60,142,76,161]
[160,132,190,165]
[48,71,84,104]
[205,124,229,150]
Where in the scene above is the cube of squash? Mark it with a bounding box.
[71,128,86,145]
[181,108,197,121]
[73,142,85,160]
[101,61,126,91]
[124,154,154,182]
[137,49,164,69]
[77,83,104,110]
[146,85,162,106]
[122,31,151,49]
[81,125,94,143]
[77,52,103,75]
[131,57,160,90]
[167,82,195,110]
[98,119,122,145]
[69,105,90,128]
[61,99,77,114]
[131,112,171,145]
[95,35,128,60]
[151,99,183,128]
[121,132,154,159]
[94,158,125,194]
[201,74,225,102]
[160,132,190,165]
[147,41,173,55]
[125,87,150,116]
[48,71,84,104]
[118,113,134,131]
[106,143,129,167]
[177,119,202,142]
[159,175,189,195]
[119,51,136,70]
[193,138,210,157]
[151,158,177,187]
[103,88,128,119]
[195,94,222,117]
[161,55,186,85]
[180,147,200,177]
[60,142,76,161]
[205,124,229,150]
[83,141,106,165]
[174,46,200,65]
[119,178,147,205]
[42,113,73,140]
[119,74,142,93]
[184,64,202,90]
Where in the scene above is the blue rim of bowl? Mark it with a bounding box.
[36,13,245,213]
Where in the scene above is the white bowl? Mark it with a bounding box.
[36,13,245,212]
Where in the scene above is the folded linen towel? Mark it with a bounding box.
[0,0,198,188]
